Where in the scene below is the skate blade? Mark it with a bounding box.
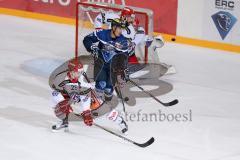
[51,127,69,133]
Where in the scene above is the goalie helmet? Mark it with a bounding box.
[67,59,83,83]
[121,7,135,18]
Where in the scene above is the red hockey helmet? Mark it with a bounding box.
[67,59,83,83]
[121,7,135,18]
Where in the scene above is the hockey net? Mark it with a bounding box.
[75,1,154,64]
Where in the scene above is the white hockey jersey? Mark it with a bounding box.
[51,73,94,114]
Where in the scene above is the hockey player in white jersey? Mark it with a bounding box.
[94,7,176,74]
[51,60,94,131]
[51,59,128,133]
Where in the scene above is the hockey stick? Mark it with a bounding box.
[73,112,154,148]
[93,123,154,148]
[128,79,178,107]
[82,72,101,105]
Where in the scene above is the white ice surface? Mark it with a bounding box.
[0,15,240,160]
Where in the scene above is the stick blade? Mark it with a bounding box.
[164,99,179,107]
[134,137,155,148]
[169,99,179,106]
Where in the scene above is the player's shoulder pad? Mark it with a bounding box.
[95,29,111,41]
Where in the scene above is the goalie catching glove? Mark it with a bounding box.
[152,35,165,51]
[145,35,165,50]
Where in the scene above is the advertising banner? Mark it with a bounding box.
[203,0,240,45]
[0,0,178,35]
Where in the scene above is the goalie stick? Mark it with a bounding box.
[128,79,178,107]
[94,123,154,148]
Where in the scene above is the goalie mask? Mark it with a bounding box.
[67,60,83,83]
[120,7,135,24]
[121,7,135,19]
